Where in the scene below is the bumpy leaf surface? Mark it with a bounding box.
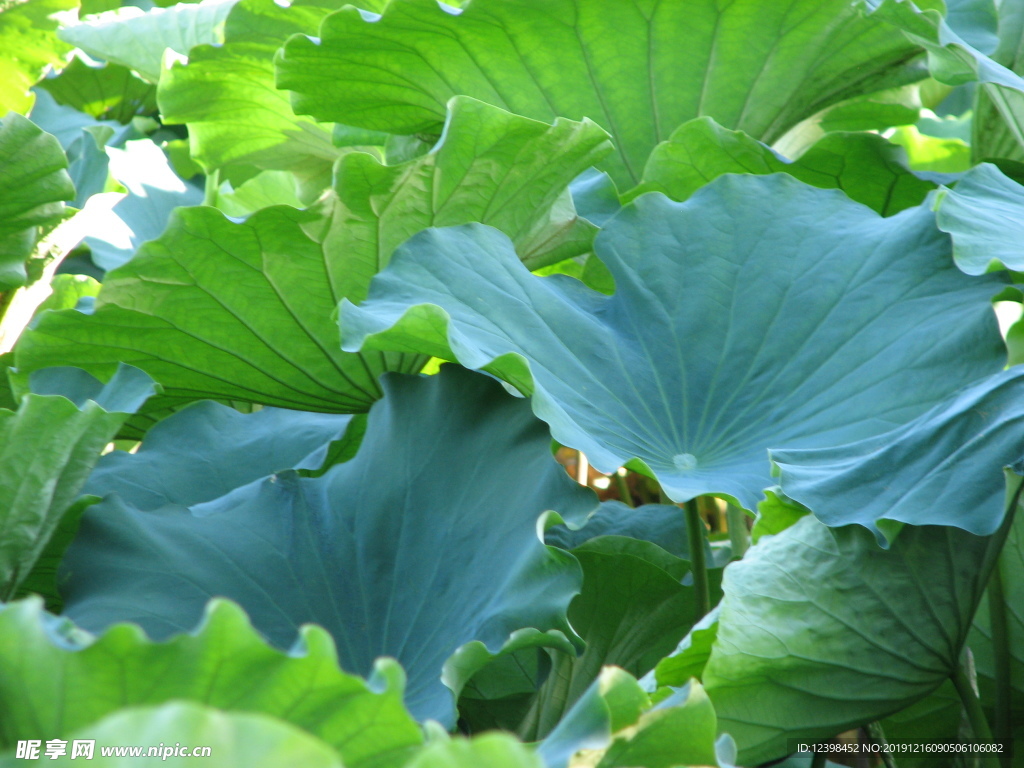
[342,174,1005,509]
[61,366,596,724]
[277,0,924,187]
[703,511,1013,764]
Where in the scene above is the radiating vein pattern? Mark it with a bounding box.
[342,174,1005,508]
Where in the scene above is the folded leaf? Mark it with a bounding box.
[772,366,1024,542]
[0,364,155,601]
[633,117,939,216]
[277,0,925,187]
[61,366,597,724]
[0,598,421,768]
[0,112,74,290]
[934,162,1024,273]
[341,174,1005,509]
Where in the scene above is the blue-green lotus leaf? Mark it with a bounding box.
[772,367,1024,543]
[341,174,1005,510]
[934,162,1024,274]
[84,401,355,509]
[60,365,597,724]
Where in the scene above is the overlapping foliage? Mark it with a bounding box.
[4,0,1024,764]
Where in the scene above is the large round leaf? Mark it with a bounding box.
[61,365,597,724]
[276,0,926,188]
[341,174,1005,510]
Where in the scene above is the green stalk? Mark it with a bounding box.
[987,558,1012,768]
[614,470,633,507]
[951,662,1000,768]
[810,747,827,768]
[726,503,749,559]
[685,498,711,620]
[865,722,897,768]
[203,168,221,207]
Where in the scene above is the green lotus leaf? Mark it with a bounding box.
[702,495,1019,765]
[341,174,1005,509]
[0,364,154,601]
[593,681,721,768]
[654,608,719,689]
[59,0,239,84]
[0,112,75,290]
[38,57,156,123]
[60,366,596,724]
[934,162,1024,274]
[0,598,422,768]
[16,97,608,412]
[633,117,939,216]
[276,0,925,188]
[0,0,76,115]
[405,734,543,768]
[772,367,1024,542]
[157,0,350,178]
[0,701,345,767]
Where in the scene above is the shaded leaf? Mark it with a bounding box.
[633,117,938,216]
[0,598,422,768]
[38,57,156,123]
[405,734,543,768]
[341,174,1005,509]
[277,0,926,187]
[61,366,597,724]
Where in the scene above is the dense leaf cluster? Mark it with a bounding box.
[3,0,1024,765]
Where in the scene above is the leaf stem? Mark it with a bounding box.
[865,722,897,768]
[810,747,827,768]
[685,498,711,621]
[987,558,1012,768]
[951,661,999,767]
[614,470,633,507]
[726,503,749,559]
